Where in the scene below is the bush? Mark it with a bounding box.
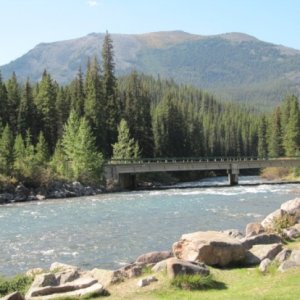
[260,167,289,180]
[0,275,33,297]
[171,274,217,290]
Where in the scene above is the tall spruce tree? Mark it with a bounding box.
[0,72,8,125]
[17,79,37,140]
[70,67,85,117]
[84,57,105,152]
[283,95,300,156]
[0,125,14,175]
[102,31,120,156]
[268,107,283,157]
[257,115,268,158]
[123,72,154,157]
[6,72,21,134]
[35,70,57,151]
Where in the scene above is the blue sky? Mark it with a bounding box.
[1,0,300,65]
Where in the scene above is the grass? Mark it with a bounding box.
[103,240,300,300]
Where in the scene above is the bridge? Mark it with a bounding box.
[104,157,300,189]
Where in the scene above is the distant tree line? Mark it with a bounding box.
[0,33,299,186]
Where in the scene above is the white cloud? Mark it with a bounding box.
[87,0,99,7]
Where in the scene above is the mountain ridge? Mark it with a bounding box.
[1,30,300,107]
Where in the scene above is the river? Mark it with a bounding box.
[0,176,299,276]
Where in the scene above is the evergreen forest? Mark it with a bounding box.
[0,33,300,186]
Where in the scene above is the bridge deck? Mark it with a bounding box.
[104,157,300,188]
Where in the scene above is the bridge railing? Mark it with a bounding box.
[105,156,268,164]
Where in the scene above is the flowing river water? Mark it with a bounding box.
[1,176,299,276]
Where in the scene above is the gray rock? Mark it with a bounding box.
[245,223,265,237]
[14,194,27,202]
[240,233,282,249]
[244,243,282,265]
[173,231,245,267]
[0,292,24,300]
[290,249,300,265]
[0,193,14,203]
[50,262,79,273]
[89,268,124,287]
[222,229,244,239]
[283,223,300,239]
[166,258,210,279]
[135,251,173,265]
[25,267,103,300]
[275,249,292,263]
[281,198,300,214]
[259,258,272,273]
[36,194,46,201]
[151,258,171,273]
[137,276,158,287]
[119,263,143,278]
[278,260,298,272]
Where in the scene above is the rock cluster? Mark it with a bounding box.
[0,181,103,204]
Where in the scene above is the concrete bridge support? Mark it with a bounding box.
[228,163,239,186]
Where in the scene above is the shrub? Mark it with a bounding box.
[0,274,33,297]
[171,274,217,290]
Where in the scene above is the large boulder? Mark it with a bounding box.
[172,231,245,267]
[240,233,282,249]
[135,251,173,265]
[166,258,210,279]
[244,243,282,265]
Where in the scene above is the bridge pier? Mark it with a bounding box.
[228,163,239,186]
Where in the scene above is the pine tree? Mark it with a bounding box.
[268,107,283,157]
[0,125,14,175]
[56,86,71,138]
[112,119,140,160]
[0,72,8,125]
[123,72,154,157]
[283,95,300,156]
[62,111,104,183]
[102,31,120,156]
[35,131,49,165]
[257,115,268,158]
[6,72,21,134]
[35,70,57,151]
[17,79,38,140]
[70,67,85,117]
[13,134,26,177]
[84,57,105,151]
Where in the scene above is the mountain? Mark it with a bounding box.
[1,31,300,107]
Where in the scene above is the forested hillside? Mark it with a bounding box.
[0,33,299,186]
[1,31,300,108]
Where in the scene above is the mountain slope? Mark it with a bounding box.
[1,31,300,107]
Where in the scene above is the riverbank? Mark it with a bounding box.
[1,198,300,300]
[0,180,104,204]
